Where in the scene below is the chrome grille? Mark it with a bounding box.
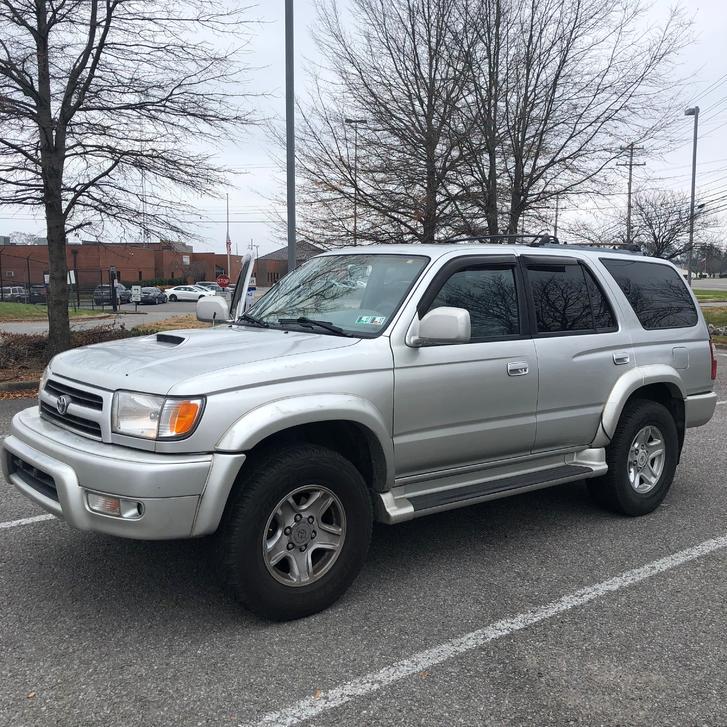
[40,402,103,438]
[40,378,106,440]
[45,378,103,410]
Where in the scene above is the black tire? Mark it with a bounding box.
[198,295,205,300]
[587,399,678,516]
[168,294,177,302]
[217,444,373,620]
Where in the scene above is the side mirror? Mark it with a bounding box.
[196,295,230,324]
[407,306,471,346]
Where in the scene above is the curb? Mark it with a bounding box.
[0,380,39,392]
[0,314,111,323]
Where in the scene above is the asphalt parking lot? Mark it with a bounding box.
[1,361,726,727]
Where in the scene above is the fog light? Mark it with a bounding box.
[87,493,121,516]
[86,493,143,519]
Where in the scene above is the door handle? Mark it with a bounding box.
[613,352,630,365]
[507,361,529,376]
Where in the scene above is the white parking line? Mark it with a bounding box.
[248,533,727,727]
[0,513,55,530]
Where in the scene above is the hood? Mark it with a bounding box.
[50,326,360,395]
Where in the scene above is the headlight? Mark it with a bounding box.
[112,391,204,439]
[39,364,51,393]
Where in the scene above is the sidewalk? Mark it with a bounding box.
[0,310,174,335]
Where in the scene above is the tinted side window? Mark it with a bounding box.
[527,264,593,333]
[600,259,697,329]
[428,266,520,339]
[583,267,617,331]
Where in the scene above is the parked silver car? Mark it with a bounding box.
[2,243,718,619]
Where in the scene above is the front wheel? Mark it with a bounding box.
[588,399,678,516]
[217,445,373,620]
[168,294,177,302]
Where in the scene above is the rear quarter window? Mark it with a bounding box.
[600,259,698,329]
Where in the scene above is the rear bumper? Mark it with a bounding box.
[1,407,245,539]
[685,391,718,428]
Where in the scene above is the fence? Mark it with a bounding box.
[0,250,150,310]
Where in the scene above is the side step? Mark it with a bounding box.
[410,464,591,512]
[375,453,606,524]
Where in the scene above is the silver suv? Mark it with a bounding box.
[2,242,718,620]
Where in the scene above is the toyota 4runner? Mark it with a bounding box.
[2,240,718,620]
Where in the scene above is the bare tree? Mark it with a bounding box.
[290,0,690,246]
[562,189,720,260]
[631,190,715,260]
[454,0,690,234]
[0,0,255,353]
[288,0,475,247]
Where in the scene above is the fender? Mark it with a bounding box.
[214,393,395,489]
[592,364,686,447]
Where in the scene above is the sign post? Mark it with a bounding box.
[131,285,141,313]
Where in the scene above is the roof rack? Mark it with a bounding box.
[451,233,643,255]
[452,233,560,247]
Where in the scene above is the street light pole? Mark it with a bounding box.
[285,0,296,274]
[685,106,700,286]
[345,118,367,245]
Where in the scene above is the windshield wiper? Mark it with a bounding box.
[278,317,350,337]
[232,312,269,328]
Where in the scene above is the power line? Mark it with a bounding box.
[687,72,727,105]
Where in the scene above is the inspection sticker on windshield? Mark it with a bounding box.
[356,315,385,326]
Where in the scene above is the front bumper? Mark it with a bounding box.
[1,407,245,539]
[685,391,718,428]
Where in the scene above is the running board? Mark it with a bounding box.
[375,452,606,524]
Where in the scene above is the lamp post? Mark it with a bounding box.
[285,0,296,273]
[345,118,368,245]
[685,106,699,286]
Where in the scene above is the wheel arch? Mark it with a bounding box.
[215,395,394,493]
[594,365,686,448]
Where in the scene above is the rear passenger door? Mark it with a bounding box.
[522,256,635,451]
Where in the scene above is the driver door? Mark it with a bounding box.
[391,256,538,478]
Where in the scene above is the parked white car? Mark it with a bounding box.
[165,285,216,302]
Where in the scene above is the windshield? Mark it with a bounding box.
[247,254,429,336]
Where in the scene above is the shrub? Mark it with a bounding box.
[0,324,136,369]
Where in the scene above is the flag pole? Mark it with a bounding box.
[225,193,231,277]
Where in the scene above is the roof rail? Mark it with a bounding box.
[450,233,643,254]
[451,234,560,247]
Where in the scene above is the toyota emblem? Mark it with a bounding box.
[56,395,70,415]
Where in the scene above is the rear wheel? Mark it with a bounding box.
[217,444,372,620]
[588,399,678,516]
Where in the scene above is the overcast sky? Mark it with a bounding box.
[2,0,726,255]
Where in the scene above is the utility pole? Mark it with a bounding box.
[225,193,231,276]
[141,167,149,243]
[345,118,368,245]
[285,0,296,273]
[617,143,645,246]
[685,106,700,286]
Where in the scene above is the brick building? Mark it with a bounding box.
[0,240,244,290]
[255,241,325,285]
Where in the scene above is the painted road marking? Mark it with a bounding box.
[247,533,727,727]
[0,513,55,530]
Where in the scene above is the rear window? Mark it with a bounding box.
[600,259,697,329]
[526,262,616,334]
